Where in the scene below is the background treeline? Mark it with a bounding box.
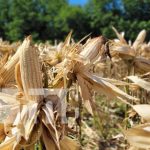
[0,0,150,42]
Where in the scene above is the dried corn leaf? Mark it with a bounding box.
[0,45,14,53]
[101,78,131,86]
[23,122,42,150]
[15,63,23,93]
[12,102,38,141]
[42,124,57,150]
[125,124,150,149]
[132,105,150,121]
[83,72,138,103]
[0,92,19,104]
[63,31,72,47]
[127,76,150,91]
[128,146,139,150]
[60,136,80,150]
[24,103,38,140]
[112,27,127,44]
[110,43,135,59]
[76,74,93,114]
[42,101,60,149]
[0,136,17,150]
[134,57,150,73]
[3,106,19,137]
[0,123,5,141]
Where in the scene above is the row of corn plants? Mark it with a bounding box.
[0,27,149,150]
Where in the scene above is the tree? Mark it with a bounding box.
[123,0,150,20]
[0,0,10,39]
[54,5,90,40]
[85,0,122,38]
[0,0,150,42]
[85,0,150,41]
[1,0,68,41]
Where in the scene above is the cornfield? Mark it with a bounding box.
[0,27,149,150]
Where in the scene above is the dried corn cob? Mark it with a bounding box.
[80,36,107,63]
[133,30,146,50]
[20,36,44,102]
[0,38,31,87]
[0,53,9,70]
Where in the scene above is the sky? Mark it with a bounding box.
[69,0,88,6]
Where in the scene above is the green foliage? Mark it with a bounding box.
[85,0,150,41]
[55,5,90,40]
[0,0,149,42]
[0,0,10,38]
[123,0,150,20]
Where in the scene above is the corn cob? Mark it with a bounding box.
[0,53,9,70]
[133,30,146,50]
[80,36,107,63]
[20,36,44,102]
[0,38,31,87]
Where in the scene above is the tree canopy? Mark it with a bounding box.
[0,0,150,42]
